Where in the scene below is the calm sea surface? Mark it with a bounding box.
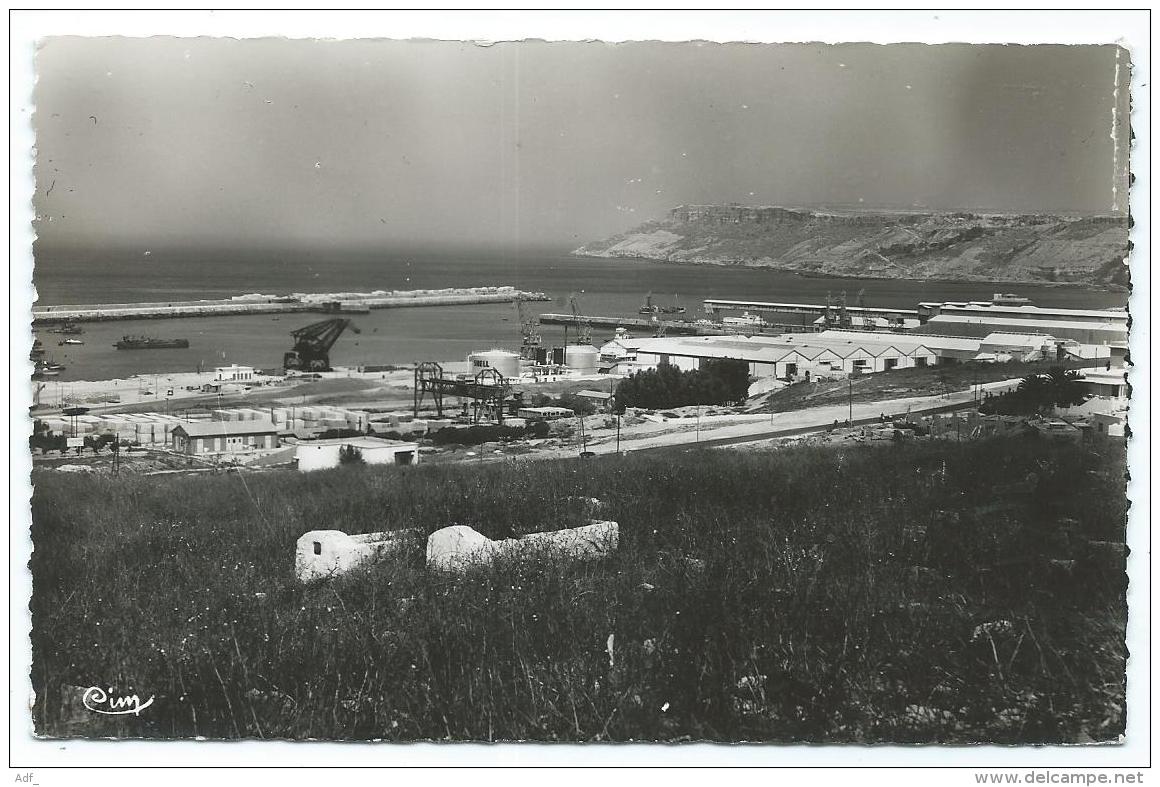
[31,247,1129,382]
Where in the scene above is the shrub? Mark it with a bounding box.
[430,424,529,446]
[338,444,364,465]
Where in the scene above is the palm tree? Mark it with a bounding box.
[1046,366,1087,409]
[1016,374,1053,414]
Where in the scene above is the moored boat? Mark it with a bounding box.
[114,335,190,350]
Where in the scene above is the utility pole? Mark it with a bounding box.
[611,395,621,453]
[848,377,853,424]
[696,405,701,442]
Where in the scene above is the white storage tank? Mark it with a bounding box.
[467,349,521,380]
[565,344,600,375]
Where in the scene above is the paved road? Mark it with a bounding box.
[568,378,1024,459]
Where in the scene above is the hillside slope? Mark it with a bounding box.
[573,206,1130,287]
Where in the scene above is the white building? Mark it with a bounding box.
[215,364,256,382]
[921,314,1127,345]
[295,436,420,472]
[517,406,574,420]
[1077,369,1129,399]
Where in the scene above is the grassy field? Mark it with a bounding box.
[30,436,1127,742]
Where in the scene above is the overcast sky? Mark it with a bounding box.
[32,38,1129,251]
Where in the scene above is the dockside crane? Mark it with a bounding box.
[283,318,359,372]
[515,297,543,361]
[568,292,592,345]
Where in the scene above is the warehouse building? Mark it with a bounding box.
[295,436,419,472]
[171,419,280,455]
[918,301,1129,326]
[920,313,1127,345]
[214,364,257,382]
[627,325,1106,384]
[630,334,941,381]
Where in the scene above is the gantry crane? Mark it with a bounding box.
[283,318,359,372]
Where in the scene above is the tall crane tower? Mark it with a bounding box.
[515,297,543,361]
[283,318,359,372]
[568,293,592,345]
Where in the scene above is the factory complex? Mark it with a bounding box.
[592,295,1126,386]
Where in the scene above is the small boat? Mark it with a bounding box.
[52,322,83,335]
[640,292,687,315]
[58,338,84,346]
[32,360,60,378]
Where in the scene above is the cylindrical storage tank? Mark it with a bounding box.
[565,345,600,375]
[535,347,548,364]
[467,349,521,380]
[551,347,565,366]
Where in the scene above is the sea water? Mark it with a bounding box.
[29,245,1129,382]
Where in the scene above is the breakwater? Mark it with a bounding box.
[32,286,550,325]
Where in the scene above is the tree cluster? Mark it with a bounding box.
[614,359,751,410]
[527,391,598,416]
[979,367,1088,416]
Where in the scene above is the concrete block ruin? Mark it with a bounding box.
[294,499,617,582]
[295,528,419,582]
[426,521,619,574]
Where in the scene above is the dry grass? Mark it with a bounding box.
[30,436,1127,741]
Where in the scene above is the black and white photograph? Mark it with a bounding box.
[11,9,1148,775]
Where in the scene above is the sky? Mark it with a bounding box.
[31,38,1130,252]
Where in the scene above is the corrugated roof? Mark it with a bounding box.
[980,332,1065,347]
[926,314,1127,333]
[937,303,1129,321]
[172,419,279,437]
[632,337,818,363]
[814,329,970,353]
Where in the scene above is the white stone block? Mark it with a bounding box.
[295,528,419,582]
[426,521,619,574]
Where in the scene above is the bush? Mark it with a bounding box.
[430,424,529,446]
[338,444,364,465]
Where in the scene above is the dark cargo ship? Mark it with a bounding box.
[114,335,190,350]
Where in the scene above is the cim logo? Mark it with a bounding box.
[82,686,155,716]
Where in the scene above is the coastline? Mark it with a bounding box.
[567,251,1131,293]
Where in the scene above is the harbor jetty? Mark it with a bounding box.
[33,286,550,325]
[538,313,728,336]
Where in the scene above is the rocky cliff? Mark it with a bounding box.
[573,205,1130,287]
